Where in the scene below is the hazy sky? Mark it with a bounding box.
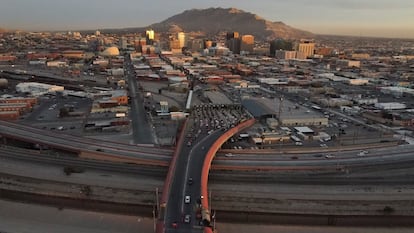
[1,0,413,38]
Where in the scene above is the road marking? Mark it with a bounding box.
[181,132,217,213]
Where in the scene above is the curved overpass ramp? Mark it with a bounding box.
[200,118,256,232]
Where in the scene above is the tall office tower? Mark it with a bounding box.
[241,35,254,53]
[146,29,155,45]
[226,32,239,40]
[177,32,186,49]
[119,37,128,49]
[269,39,294,56]
[226,32,241,54]
[297,39,315,59]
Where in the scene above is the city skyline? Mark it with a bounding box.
[1,0,414,38]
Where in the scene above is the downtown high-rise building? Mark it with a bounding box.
[240,35,254,54]
[297,39,315,59]
[226,31,241,54]
[178,32,186,49]
[146,29,155,45]
[119,37,128,50]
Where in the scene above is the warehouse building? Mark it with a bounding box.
[242,97,328,127]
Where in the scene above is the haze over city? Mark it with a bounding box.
[1,0,414,38]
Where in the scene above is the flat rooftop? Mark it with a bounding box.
[204,91,233,105]
[242,96,323,120]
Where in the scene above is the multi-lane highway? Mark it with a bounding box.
[0,120,172,163]
[160,104,253,233]
[164,127,224,232]
[3,118,414,172]
[3,102,414,233]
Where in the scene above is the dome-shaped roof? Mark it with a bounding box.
[101,46,120,56]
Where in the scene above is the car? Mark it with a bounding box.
[184,195,191,204]
[357,151,366,156]
[295,142,303,146]
[357,150,369,156]
[225,153,235,157]
[184,214,191,223]
[325,154,335,159]
[188,177,193,185]
[171,221,178,228]
[196,208,202,219]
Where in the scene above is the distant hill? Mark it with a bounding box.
[147,8,313,40]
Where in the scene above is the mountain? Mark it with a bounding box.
[148,8,313,40]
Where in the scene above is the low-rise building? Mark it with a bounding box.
[16,82,64,96]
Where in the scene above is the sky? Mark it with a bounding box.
[0,0,413,38]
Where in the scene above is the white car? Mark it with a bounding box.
[184,214,191,223]
[184,195,191,204]
[357,150,369,156]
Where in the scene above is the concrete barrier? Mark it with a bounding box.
[156,118,188,233]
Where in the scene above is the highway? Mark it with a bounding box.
[0,120,172,161]
[160,104,253,233]
[3,118,414,172]
[212,144,414,169]
[3,102,414,233]
[0,146,167,178]
[2,59,414,233]
[3,135,414,232]
[164,126,223,232]
[2,117,414,172]
[124,55,155,144]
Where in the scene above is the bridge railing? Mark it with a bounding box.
[200,118,256,233]
[156,118,189,233]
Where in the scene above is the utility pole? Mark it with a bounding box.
[152,206,156,233]
[278,96,284,122]
[156,187,159,213]
[209,189,212,212]
[153,188,159,233]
